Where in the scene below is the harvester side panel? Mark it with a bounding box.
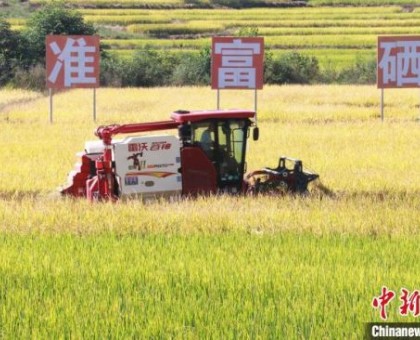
[113,135,182,198]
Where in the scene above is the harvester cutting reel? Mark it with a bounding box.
[245,157,319,195]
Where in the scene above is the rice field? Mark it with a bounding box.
[1,85,420,337]
[4,0,420,335]
[8,5,420,68]
[77,6,420,68]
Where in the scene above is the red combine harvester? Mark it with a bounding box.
[61,109,318,200]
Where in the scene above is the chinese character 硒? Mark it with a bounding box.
[379,40,420,87]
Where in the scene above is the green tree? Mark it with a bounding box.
[22,1,95,67]
[171,47,211,85]
[123,48,177,87]
[337,56,376,84]
[0,19,21,86]
[268,52,319,84]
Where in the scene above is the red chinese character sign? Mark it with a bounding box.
[46,35,100,89]
[212,37,264,90]
[377,36,420,89]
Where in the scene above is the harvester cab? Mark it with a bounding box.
[61,109,318,201]
[176,110,251,195]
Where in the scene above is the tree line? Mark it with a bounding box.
[0,3,376,91]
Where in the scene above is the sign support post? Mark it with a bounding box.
[93,88,97,122]
[381,88,384,122]
[254,88,258,126]
[49,88,53,124]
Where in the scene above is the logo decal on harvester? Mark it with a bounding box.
[125,176,138,186]
[128,141,172,152]
[147,163,175,169]
[126,171,176,178]
[127,153,145,170]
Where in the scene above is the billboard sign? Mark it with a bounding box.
[46,35,100,89]
[212,37,264,90]
[378,36,420,88]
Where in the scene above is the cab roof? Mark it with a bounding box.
[171,109,255,123]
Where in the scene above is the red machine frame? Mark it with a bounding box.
[65,110,255,200]
[61,109,318,200]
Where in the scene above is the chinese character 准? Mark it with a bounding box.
[378,40,420,87]
[400,288,420,317]
[48,37,97,87]
[214,39,261,89]
[372,286,396,320]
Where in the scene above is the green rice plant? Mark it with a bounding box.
[1,233,419,338]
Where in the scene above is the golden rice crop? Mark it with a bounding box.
[126,22,225,35]
[1,85,420,197]
[1,85,420,338]
[103,38,208,49]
